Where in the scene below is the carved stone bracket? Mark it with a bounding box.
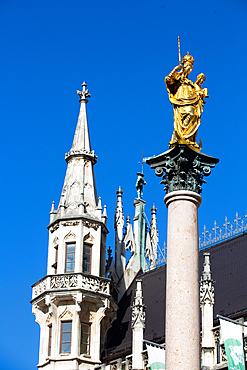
[50,223,59,233]
[146,144,219,194]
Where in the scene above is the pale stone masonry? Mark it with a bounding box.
[31,82,117,370]
[200,252,215,368]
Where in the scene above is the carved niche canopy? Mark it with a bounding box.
[84,232,95,244]
[64,230,76,241]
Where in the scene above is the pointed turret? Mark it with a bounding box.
[133,172,146,271]
[114,186,125,279]
[54,82,98,221]
[32,83,117,370]
[146,204,158,269]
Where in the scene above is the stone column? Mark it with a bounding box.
[146,144,219,370]
[164,190,201,370]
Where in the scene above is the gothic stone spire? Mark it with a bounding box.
[55,82,99,219]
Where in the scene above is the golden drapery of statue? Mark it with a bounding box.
[165,52,208,152]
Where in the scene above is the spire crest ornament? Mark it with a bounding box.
[77,81,91,103]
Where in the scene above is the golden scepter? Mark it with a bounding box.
[178,36,181,65]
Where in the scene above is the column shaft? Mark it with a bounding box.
[164,190,202,370]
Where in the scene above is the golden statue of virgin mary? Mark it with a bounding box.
[165,52,208,152]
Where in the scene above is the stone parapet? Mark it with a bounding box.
[32,272,111,300]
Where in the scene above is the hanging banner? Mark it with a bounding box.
[146,344,165,370]
[220,319,245,370]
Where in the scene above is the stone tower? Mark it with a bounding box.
[31,82,117,370]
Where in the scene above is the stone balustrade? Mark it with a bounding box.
[32,273,110,300]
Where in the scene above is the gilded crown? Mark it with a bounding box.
[182,51,194,65]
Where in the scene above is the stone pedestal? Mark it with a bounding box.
[164,190,201,370]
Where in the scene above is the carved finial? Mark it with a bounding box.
[116,186,123,196]
[107,246,112,259]
[77,81,91,103]
[98,196,102,209]
[146,203,158,270]
[50,201,55,212]
[126,214,131,226]
[151,203,157,215]
[115,186,124,228]
[103,205,107,217]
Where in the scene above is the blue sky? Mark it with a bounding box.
[1,0,247,368]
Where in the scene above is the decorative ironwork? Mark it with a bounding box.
[199,211,247,250]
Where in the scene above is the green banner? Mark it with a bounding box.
[224,338,245,370]
[146,344,165,370]
[150,362,165,370]
[220,319,245,370]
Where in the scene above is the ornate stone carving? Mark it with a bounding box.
[143,351,149,370]
[200,281,215,306]
[46,312,52,324]
[131,280,146,329]
[50,223,59,233]
[213,328,220,343]
[131,303,146,329]
[59,306,73,319]
[32,273,110,299]
[65,149,97,164]
[33,279,47,296]
[110,363,117,370]
[81,275,109,294]
[64,230,76,241]
[53,236,59,245]
[62,221,79,227]
[221,344,227,362]
[84,232,95,244]
[50,275,78,289]
[82,220,99,230]
[126,356,132,370]
[146,144,219,194]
